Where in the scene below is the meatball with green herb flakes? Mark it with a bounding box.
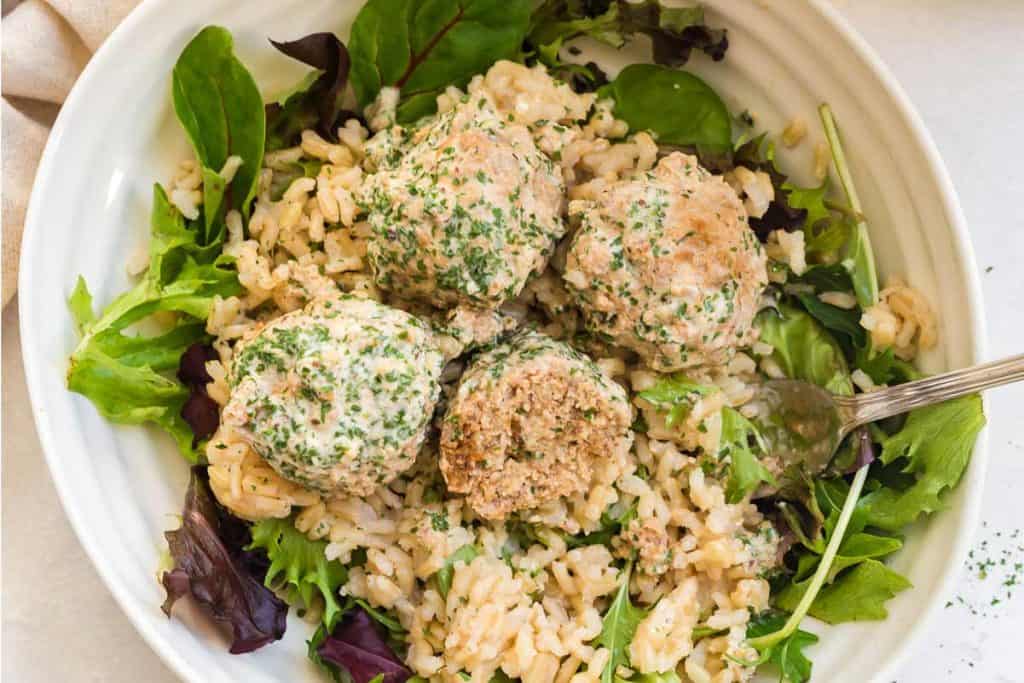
[564,152,768,370]
[440,330,633,520]
[222,295,444,495]
[362,94,566,308]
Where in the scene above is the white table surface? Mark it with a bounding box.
[3,1,1024,681]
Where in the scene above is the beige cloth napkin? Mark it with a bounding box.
[1,0,139,307]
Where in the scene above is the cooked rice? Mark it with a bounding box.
[168,60,937,682]
[861,276,938,360]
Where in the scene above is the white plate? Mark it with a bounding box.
[19,0,987,681]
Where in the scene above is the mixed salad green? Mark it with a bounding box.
[66,1,984,682]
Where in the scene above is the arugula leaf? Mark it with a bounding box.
[746,611,819,683]
[435,545,480,599]
[756,303,854,396]
[594,562,647,683]
[248,517,348,630]
[860,395,985,532]
[348,0,532,122]
[172,26,265,226]
[818,104,879,309]
[266,33,352,152]
[781,181,851,256]
[636,373,713,428]
[67,185,241,461]
[603,64,732,151]
[720,407,776,503]
[776,559,911,623]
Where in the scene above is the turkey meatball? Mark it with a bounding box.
[362,94,566,309]
[563,152,768,370]
[222,296,444,495]
[440,330,633,519]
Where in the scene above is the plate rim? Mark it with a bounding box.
[18,1,989,681]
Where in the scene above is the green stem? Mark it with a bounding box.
[747,464,870,651]
[818,103,879,308]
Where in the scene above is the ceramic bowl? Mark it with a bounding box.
[19,0,987,680]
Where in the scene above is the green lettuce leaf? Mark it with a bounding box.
[860,395,985,532]
[67,185,241,461]
[756,303,854,396]
[795,293,866,356]
[720,407,776,503]
[248,517,348,630]
[348,0,532,122]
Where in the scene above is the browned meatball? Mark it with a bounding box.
[440,331,633,519]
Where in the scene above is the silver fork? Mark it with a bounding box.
[757,353,1024,472]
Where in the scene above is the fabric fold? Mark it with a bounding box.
[1,0,140,307]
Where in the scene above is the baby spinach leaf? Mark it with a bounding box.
[860,395,985,532]
[794,293,866,356]
[720,407,776,503]
[248,517,348,630]
[348,0,532,122]
[776,559,911,623]
[756,303,854,396]
[265,32,352,151]
[67,185,241,462]
[594,562,647,683]
[435,544,480,599]
[636,374,713,428]
[172,26,265,222]
[603,64,731,151]
[746,611,819,683]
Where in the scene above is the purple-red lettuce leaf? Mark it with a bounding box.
[161,468,287,654]
[266,32,353,151]
[317,607,411,683]
[177,343,221,445]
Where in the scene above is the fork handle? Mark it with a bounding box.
[843,353,1024,428]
